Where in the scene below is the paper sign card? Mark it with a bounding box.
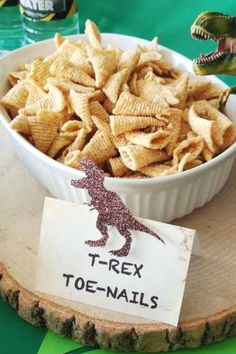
[35,197,197,326]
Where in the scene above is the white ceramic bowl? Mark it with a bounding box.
[0,34,236,222]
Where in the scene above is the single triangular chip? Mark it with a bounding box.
[189,105,218,152]
[118,49,140,80]
[60,120,86,137]
[125,128,170,149]
[1,81,29,111]
[113,91,168,116]
[110,115,165,136]
[137,79,169,108]
[50,57,96,87]
[85,19,103,50]
[102,69,128,103]
[27,59,50,87]
[58,39,80,58]
[172,136,204,171]
[188,101,232,152]
[119,144,168,170]
[45,39,80,66]
[82,130,117,164]
[70,47,94,76]
[20,85,66,115]
[192,100,233,139]
[69,89,94,128]
[88,47,118,87]
[28,111,63,153]
[10,113,31,135]
[54,33,65,48]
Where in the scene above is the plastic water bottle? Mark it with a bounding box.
[19,0,79,44]
[0,0,23,50]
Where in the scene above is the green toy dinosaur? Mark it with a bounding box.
[191,12,236,75]
[191,11,236,106]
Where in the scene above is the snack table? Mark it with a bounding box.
[0,0,236,353]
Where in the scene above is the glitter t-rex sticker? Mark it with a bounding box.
[71,158,165,257]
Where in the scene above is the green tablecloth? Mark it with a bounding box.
[1,0,236,353]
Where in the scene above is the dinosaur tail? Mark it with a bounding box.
[134,220,165,245]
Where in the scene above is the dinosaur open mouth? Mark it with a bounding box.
[191,26,236,64]
[193,50,229,64]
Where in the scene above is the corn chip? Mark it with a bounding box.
[119,144,168,170]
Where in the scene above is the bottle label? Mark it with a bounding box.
[0,0,18,7]
[19,0,77,20]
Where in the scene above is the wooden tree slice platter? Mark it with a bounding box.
[0,126,236,352]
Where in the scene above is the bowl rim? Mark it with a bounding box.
[0,32,235,186]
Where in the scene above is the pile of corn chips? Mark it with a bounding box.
[1,20,236,178]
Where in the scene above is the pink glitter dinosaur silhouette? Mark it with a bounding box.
[71,158,165,257]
